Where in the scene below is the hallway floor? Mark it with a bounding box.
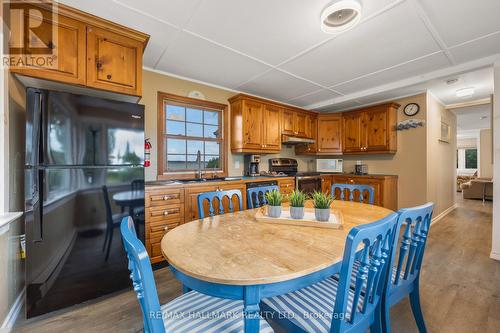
[14,197,500,333]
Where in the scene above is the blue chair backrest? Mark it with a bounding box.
[197,189,243,219]
[120,217,165,333]
[331,183,375,204]
[332,212,399,332]
[388,203,434,294]
[247,185,280,209]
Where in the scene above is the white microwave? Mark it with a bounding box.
[316,159,343,173]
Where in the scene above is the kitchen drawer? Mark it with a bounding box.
[278,179,295,195]
[149,219,181,233]
[150,242,163,258]
[146,188,183,207]
[146,205,183,223]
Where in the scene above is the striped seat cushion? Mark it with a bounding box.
[162,291,274,333]
[261,277,364,333]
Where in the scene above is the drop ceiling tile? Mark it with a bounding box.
[58,0,178,68]
[237,70,322,102]
[314,100,363,113]
[333,52,450,95]
[114,0,201,27]
[281,1,441,87]
[419,0,500,47]
[449,32,500,64]
[155,32,270,89]
[287,89,342,108]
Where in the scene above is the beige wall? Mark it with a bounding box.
[426,94,457,217]
[480,129,493,178]
[343,94,428,210]
[0,215,24,327]
[142,69,312,181]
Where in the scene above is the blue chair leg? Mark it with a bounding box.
[382,299,391,333]
[409,281,427,333]
[371,305,383,333]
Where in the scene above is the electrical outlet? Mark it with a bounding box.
[234,161,240,169]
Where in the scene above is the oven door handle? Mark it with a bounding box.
[296,176,322,180]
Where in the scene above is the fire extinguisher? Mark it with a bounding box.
[144,139,152,167]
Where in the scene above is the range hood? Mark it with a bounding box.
[281,134,315,145]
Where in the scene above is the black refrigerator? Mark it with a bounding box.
[24,88,145,318]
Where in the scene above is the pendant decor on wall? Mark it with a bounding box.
[396,119,425,131]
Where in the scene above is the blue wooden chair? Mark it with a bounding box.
[120,217,274,333]
[331,183,375,204]
[197,189,243,219]
[382,202,434,333]
[247,185,279,209]
[260,212,399,333]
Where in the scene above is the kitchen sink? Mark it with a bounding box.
[180,177,241,183]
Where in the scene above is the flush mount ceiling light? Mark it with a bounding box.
[456,87,475,98]
[321,0,362,34]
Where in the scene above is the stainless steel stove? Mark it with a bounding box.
[268,158,322,195]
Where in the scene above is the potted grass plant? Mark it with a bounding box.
[312,191,334,222]
[288,190,307,219]
[265,189,283,218]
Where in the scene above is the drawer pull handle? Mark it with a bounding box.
[163,211,169,216]
[164,226,169,231]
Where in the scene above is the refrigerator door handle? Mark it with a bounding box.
[33,169,44,242]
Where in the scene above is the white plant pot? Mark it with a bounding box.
[268,205,282,218]
[315,208,330,222]
[290,206,305,219]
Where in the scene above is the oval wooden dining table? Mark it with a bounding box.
[161,200,393,333]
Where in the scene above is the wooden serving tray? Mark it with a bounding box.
[255,206,343,229]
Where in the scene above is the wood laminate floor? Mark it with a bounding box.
[14,196,500,333]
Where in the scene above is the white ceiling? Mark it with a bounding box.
[453,104,492,131]
[59,0,500,110]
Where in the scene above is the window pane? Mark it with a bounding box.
[187,155,201,170]
[204,110,219,125]
[167,154,186,170]
[205,141,220,155]
[166,105,185,121]
[187,108,203,123]
[187,123,203,137]
[166,120,185,136]
[465,149,477,169]
[205,155,220,169]
[167,139,186,154]
[187,140,204,155]
[204,125,220,138]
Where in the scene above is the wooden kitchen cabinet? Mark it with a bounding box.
[281,108,314,139]
[86,26,143,96]
[323,174,398,210]
[342,103,399,154]
[145,187,184,264]
[9,5,87,85]
[229,95,281,153]
[262,104,282,151]
[278,178,295,196]
[9,1,148,97]
[295,116,318,155]
[317,114,342,154]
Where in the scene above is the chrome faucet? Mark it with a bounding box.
[196,150,202,179]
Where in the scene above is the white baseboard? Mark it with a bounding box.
[1,288,25,332]
[490,251,500,261]
[431,203,458,225]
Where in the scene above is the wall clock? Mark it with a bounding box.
[403,103,420,116]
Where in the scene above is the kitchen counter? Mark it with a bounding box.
[319,173,398,178]
[145,175,295,189]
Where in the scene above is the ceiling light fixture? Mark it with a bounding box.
[455,87,475,98]
[321,0,362,34]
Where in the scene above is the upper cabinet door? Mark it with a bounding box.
[10,8,86,85]
[364,107,389,151]
[317,114,342,154]
[263,104,281,151]
[242,100,264,150]
[295,112,308,138]
[342,112,364,153]
[86,26,143,96]
[282,109,296,135]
